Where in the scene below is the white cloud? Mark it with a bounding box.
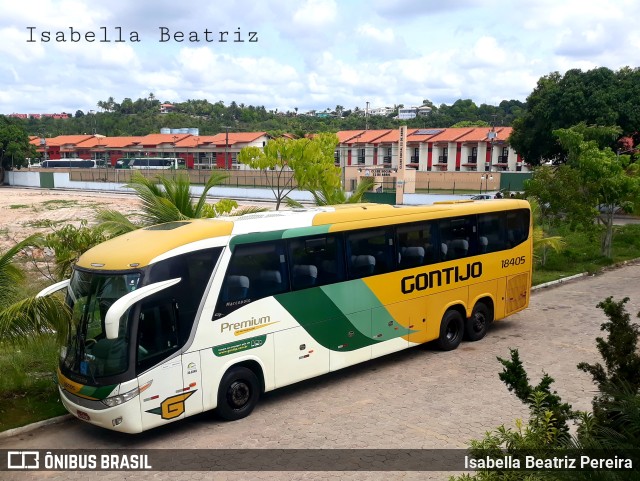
[292,0,337,29]
[357,24,395,44]
[2,0,640,115]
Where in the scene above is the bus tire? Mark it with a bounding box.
[217,367,260,421]
[437,309,464,351]
[465,302,492,342]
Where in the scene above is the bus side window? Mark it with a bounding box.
[289,234,345,289]
[440,216,476,260]
[346,228,393,279]
[507,209,530,247]
[215,241,289,317]
[396,221,436,268]
[478,213,506,253]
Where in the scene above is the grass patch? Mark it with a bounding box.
[41,200,78,208]
[9,204,29,209]
[0,336,66,432]
[20,219,72,228]
[533,224,640,285]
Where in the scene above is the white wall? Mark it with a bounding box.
[6,171,315,202]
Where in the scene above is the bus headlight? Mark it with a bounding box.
[101,381,152,407]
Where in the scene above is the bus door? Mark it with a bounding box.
[135,297,197,430]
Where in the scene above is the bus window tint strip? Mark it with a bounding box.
[214,208,531,317]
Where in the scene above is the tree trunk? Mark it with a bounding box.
[600,211,614,258]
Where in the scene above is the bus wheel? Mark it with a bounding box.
[437,310,464,351]
[465,302,492,342]
[217,367,260,421]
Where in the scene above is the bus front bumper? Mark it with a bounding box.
[59,387,143,434]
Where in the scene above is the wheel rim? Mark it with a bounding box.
[227,380,250,410]
[446,321,460,342]
[472,312,486,333]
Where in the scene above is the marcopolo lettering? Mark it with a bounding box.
[221,315,271,333]
[401,262,482,294]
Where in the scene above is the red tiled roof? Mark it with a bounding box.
[370,128,420,144]
[174,135,219,148]
[44,135,95,147]
[100,137,144,148]
[344,129,392,145]
[208,132,268,146]
[336,130,365,143]
[427,128,474,143]
[74,136,109,148]
[138,133,191,146]
[455,127,512,143]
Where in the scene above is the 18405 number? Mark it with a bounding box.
[501,256,525,268]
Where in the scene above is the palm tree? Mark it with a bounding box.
[97,171,266,236]
[287,177,375,208]
[532,225,565,266]
[529,198,565,266]
[0,235,70,344]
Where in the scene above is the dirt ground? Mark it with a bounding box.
[0,187,143,251]
[0,186,271,252]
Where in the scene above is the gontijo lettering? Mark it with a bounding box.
[401,262,483,294]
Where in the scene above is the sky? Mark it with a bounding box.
[1,0,639,115]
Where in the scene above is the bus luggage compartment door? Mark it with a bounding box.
[505,272,529,316]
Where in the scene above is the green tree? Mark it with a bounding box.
[452,297,640,481]
[526,198,565,267]
[0,235,70,344]
[510,67,640,165]
[497,348,575,437]
[451,120,490,128]
[525,165,593,230]
[577,297,640,428]
[238,133,341,210]
[42,221,109,281]
[287,177,375,208]
[0,115,37,179]
[554,125,640,257]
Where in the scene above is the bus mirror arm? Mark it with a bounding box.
[36,279,70,298]
[104,277,181,340]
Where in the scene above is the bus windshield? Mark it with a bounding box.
[62,270,141,380]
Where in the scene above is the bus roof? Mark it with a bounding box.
[77,219,234,270]
[76,200,529,271]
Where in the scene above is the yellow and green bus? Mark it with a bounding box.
[41,200,532,433]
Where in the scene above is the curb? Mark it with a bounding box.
[531,272,589,291]
[0,414,72,440]
[531,257,640,292]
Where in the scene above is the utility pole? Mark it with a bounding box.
[365,101,370,130]
[396,125,407,205]
[222,125,231,169]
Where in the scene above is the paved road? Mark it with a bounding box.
[2,263,640,480]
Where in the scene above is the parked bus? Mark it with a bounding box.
[115,157,185,170]
[41,159,97,168]
[40,200,532,433]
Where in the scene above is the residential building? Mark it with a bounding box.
[334,127,526,173]
[29,128,526,173]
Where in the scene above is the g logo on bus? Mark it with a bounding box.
[146,391,196,420]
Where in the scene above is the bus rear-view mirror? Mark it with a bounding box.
[105,278,181,339]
